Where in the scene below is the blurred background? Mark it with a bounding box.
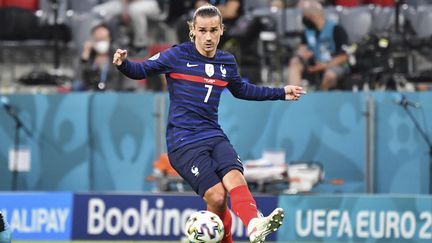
[0,0,432,242]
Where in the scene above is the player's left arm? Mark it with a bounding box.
[226,54,305,101]
[227,69,305,101]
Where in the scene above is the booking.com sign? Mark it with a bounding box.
[71,194,278,241]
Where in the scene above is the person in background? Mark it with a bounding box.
[75,23,124,91]
[195,0,242,26]
[0,211,11,243]
[287,0,350,90]
[92,0,161,53]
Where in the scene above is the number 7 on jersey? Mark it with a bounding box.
[204,84,213,103]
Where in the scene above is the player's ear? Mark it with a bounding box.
[189,30,195,41]
[188,20,195,41]
[220,24,225,36]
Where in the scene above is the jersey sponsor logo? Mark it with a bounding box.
[169,73,228,87]
[205,64,214,77]
[191,166,199,177]
[148,53,160,60]
[220,65,226,78]
[204,78,216,84]
[186,62,199,67]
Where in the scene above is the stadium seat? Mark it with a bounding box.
[67,0,99,14]
[243,0,271,14]
[405,0,432,8]
[324,5,343,24]
[273,7,303,51]
[364,0,395,7]
[38,0,69,24]
[409,5,432,38]
[339,6,373,43]
[335,0,361,7]
[1,0,38,11]
[370,6,396,34]
[276,8,303,37]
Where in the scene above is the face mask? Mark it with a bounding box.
[94,40,110,54]
[302,17,316,30]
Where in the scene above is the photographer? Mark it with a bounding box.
[288,0,350,90]
[75,24,124,91]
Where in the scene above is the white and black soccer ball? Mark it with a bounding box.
[185,210,224,243]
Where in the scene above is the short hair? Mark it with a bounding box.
[91,23,111,35]
[298,0,324,16]
[187,4,224,42]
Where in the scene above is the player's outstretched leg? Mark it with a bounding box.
[247,208,285,243]
[229,184,284,243]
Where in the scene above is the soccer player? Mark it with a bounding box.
[113,4,305,243]
[0,211,11,243]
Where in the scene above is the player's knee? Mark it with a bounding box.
[212,193,227,207]
[205,191,227,211]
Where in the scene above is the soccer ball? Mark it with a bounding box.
[185,210,224,243]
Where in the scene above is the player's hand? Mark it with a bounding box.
[113,49,128,66]
[284,85,306,101]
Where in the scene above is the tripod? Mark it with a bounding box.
[1,97,33,191]
[398,98,432,194]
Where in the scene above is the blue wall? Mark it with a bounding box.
[0,92,431,193]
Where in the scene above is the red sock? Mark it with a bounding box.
[208,207,233,243]
[229,185,259,228]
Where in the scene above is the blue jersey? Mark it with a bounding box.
[117,42,285,152]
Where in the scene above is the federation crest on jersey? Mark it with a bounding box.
[205,64,214,77]
[220,65,226,78]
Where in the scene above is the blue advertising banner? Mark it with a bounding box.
[72,193,278,241]
[277,195,432,243]
[0,192,73,240]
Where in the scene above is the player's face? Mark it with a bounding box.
[192,15,223,58]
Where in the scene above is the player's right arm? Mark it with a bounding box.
[113,49,147,79]
[113,48,174,80]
